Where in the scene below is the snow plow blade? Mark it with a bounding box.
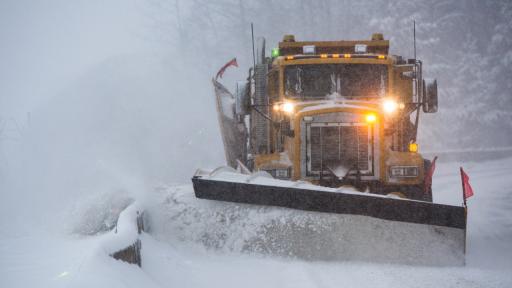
[191,169,466,265]
[192,175,465,229]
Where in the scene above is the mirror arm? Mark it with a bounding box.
[251,105,278,125]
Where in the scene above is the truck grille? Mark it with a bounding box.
[307,124,371,175]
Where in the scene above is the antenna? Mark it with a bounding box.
[251,23,256,68]
[412,19,420,143]
[413,20,417,61]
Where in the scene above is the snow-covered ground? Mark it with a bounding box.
[1,157,512,287]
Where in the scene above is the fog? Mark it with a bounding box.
[0,0,225,229]
[1,0,511,230]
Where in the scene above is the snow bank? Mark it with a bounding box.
[0,201,152,288]
[70,190,135,236]
[2,158,512,288]
[98,202,143,255]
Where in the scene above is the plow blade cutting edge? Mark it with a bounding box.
[192,169,467,265]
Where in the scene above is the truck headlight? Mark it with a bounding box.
[383,99,398,114]
[282,102,295,114]
[390,166,418,177]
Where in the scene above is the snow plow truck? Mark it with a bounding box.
[192,33,466,264]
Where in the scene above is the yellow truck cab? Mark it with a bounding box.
[221,33,438,201]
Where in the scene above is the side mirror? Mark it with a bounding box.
[423,79,438,113]
[400,70,415,80]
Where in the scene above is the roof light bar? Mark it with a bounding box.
[302,45,316,54]
[283,54,387,60]
[355,44,368,53]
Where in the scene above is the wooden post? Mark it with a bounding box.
[111,239,141,267]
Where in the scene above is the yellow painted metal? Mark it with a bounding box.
[256,40,423,187]
[384,151,424,185]
[254,153,281,170]
[278,38,389,56]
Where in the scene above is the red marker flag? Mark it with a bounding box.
[215,58,238,80]
[424,156,438,194]
[460,167,474,203]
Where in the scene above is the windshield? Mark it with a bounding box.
[284,64,387,99]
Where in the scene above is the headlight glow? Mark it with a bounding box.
[365,113,377,123]
[282,102,295,114]
[383,99,398,114]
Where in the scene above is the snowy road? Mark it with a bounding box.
[1,157,512,287]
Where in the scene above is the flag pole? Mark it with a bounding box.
[460,167,467,208]
[460,167,467,258]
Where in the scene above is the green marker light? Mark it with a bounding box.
[271,48,280,58]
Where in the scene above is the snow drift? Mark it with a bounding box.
[147,183,464,266]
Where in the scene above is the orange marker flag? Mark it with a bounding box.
[460,167,474,205]
[215,58,238,80]
[424,156,438,194]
